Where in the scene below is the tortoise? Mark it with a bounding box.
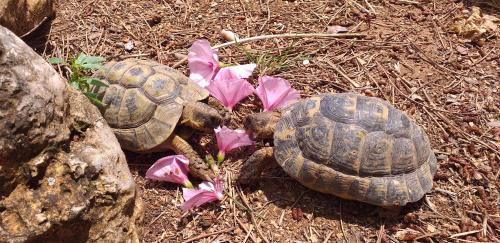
[93,58,223,181]
[239,92,437,207]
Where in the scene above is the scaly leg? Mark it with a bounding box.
[168,135,216,181]
[238,147,276,184]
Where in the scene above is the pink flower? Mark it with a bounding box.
[215,126,254,162]
[255,76,300,112]
[188,39,220,88]
[206,69,255,111]
[188,39,256,88]
[146,155,193,188]
[179,176,224,211]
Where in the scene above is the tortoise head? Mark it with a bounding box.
[244,112,280,140]
[181,101,223,132]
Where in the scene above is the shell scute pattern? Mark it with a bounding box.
[96,58,207,152]
[296,116,333,162]
[117,88,156,128]
[142,72,180,102]
[359,131,393,176]
[274,93,437,206]
[319,93,357,124]
[355,95,389,131]
[329,123,366,175]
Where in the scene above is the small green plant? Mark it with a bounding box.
[235,41,309,75]
[48,53,108,106]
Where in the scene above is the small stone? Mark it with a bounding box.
[35,213,47,224]
[221,29,239,41]
[124,41,134,51]
[47,177,56,186]
[456,46,468,55]
[427,224,436,233]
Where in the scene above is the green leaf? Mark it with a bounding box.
[70,81,80,90]
[84,92,104,107]
[48,57,65,64]
[84,77,108,87]
[73,53,105,70]
[80,63,103,70]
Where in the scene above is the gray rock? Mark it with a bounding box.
[0,26,143,242]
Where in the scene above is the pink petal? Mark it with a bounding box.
[256,76,300,112]
[206,76,255,111]
[179,190,220,211]
[216,63,256,80]
[182,187,200,202]
[215,126,254,153]
[180,178,224,211]
[145,155,190,185]
[188,39,220,88]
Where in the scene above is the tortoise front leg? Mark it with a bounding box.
[238,147,276,184]
[168,135,216,181]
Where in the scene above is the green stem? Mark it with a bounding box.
[183,180,194,189]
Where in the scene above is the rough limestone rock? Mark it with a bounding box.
[0,26,143,242]
[0,0,54,36]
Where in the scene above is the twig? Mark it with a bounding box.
[449,229,482,238]
[242,224,255,243]
[413,232,442,241]
[236,216,258,243]
[434,188,457,197]
[149,211,166,226]
[322,231,334,243]
[376,224,385,243]
[340,201,348,242]
[20,17,50,38]
[182,227,237,243]
[172,32,365,68]
[364,0,377,14]
[238,189,270,243]
[470,48,495,67]
[321,58,362,88]
[482,213,488,238]
[396,0,420,4]
[259,0,271,32]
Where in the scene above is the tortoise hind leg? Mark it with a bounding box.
[168,135,216,181]
[238,147,276,184]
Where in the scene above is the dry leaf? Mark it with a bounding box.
[394,228,420,241]
[456,46,468,55]
[327,25,348,34]
[486,121,500,128]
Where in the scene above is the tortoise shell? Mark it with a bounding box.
[273,93,437,206]
[94,59,209,152]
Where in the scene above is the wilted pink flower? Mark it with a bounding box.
[188,39,256,88]
[146,155,193,188]
[255,75,300,111]
[179,176,224,211]
[188,39,220,88]
[206,70,255,111]
[215,126,254,162]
